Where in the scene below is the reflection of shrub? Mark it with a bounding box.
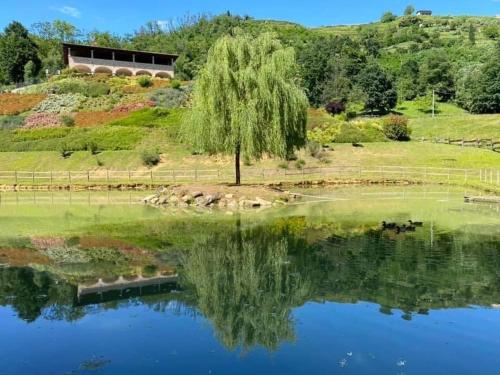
[60,114,75,127]
[383,115,411,141]
[141,148,161,167]
[137,76,153,88]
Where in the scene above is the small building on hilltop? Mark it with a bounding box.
[416,10,433,16]
[63,43,178,78]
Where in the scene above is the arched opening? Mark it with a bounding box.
[155,71,172,79]
[73,65,92,74]
[115,68,133,77]
[94,66,113,75]
[135,70,152,76]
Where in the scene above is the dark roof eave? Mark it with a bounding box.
[62,42,179,58]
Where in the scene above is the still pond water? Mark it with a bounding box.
[0,186,499,375]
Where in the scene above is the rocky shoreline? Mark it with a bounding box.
[142,185,298,209]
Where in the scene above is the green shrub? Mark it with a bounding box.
[86,141,101,155]
[295,159,306,169]
[85,81,111,97]
[148,87,191,108]
[383,115,411,141]
[34,94,85,113]
[60,114,75,127]
[59,144,73,159]
[0,115,24,130]
[170,80,182,90]
[137,76,153,88]
[278,161,289,169]
[307,141,322,158]
[141,148,161,167]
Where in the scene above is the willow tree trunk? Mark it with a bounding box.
[235,143,241,185]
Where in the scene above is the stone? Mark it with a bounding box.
[256,197,272,206]
[195,196,207,206]
[192,191,203,198]
[181,194,194,204]
[225,194,234,199]
[241,200,261,208]
[150,197,160,205]
[168,195,179,204]
[226,199,238,209]
[143,194,157,203]
[158,196,169,205]
[205,193,222,206]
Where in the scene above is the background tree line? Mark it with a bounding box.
[0,11,499,113]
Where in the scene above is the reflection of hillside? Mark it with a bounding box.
[1,217,499,351]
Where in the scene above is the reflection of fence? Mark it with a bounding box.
[420,137,500,152]
[0,166,499,188]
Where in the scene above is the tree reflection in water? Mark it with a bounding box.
[180,219,312,351]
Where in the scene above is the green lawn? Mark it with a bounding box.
[0,142,498,172]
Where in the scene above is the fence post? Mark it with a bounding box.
[50,171,53,186]
[128,170,131,183]
[106,169,110,184]
[447,169,450,183]
[87,171,90,183]
[32,171,35,185]
[151,170,154,185]
[14,171,17,184]
[68,171,72,185]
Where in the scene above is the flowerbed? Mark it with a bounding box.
[0,93,46,115]
[23,113,61,129]
[34,93,85,113]
[74,111,130,127]
[112,101,155,113]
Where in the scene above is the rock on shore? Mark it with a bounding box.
[142,186,297,209]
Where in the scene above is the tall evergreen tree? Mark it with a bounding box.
[183,32,308,185]
[0,21,41,83]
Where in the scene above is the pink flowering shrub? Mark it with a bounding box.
[112,101,155,113]
[23,113,61,129]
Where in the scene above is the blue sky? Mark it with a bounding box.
[1,0,499,34]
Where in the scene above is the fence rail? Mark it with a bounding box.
[420,137,500,152]
[0,166,499,188]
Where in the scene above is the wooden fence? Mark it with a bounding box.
[420,137,500,152]
[0,166,499,188]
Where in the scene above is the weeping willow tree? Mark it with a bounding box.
[183,32,308,185]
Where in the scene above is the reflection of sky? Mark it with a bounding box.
[2,301,500,374]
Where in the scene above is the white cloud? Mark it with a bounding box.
[156,20,169,31]
[52,6,81,18]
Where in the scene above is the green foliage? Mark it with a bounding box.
[140,148,161,167]
[23,61,37,84]
[468,23,476,45]
[414,92,438,114]
[381,12,397,23]
[148,87,191,108]
[0,127,145,152]
[356,63,397,113]
[419,53,455,101]
[483,25,499,40]
[60,114,75,127]
[404,5,415,16]
[170,79,182,89]
[307,140,322,158]
[34,93,85,113]
[455,53,500,114]
[0,22,41,83]
[334,121,387,143]
[137,75,152,88]
[0,115,24,130]
[294,159,306,169]
[383,115,411,141]
[184,32,308,184]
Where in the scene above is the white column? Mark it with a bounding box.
[152,56,155,65]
